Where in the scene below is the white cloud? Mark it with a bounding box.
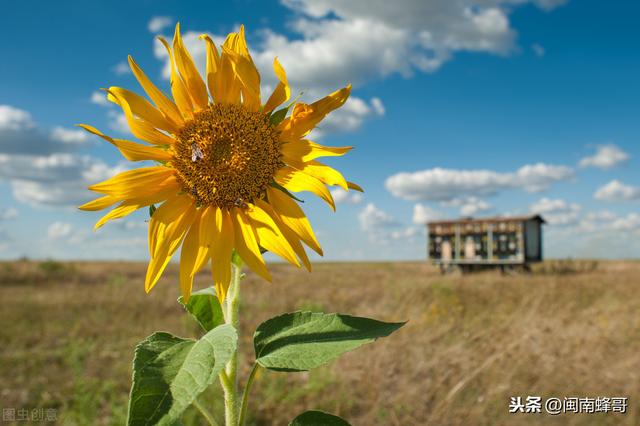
[385,163,573,201]
[0,105,129,208]
[0,207,17,220]
[47,222,73,240]
[442,196,491,216]
[148,16,174,33]
[310,96,385,138]
[579,144,629,170]
[359,203,397,230]
[358,203,399,242]
[412,203,443,224]
[530,197,581,225]
[153,0,565,137]
[50,126,91,145]
[0,152,127,207]
[594,180,640,202]
[90,91,110,107]
[0,105,34,130]
[330,188,363,204]
[107,110,131,135]
[531,43,545,57]
[390,226,423,241]
[112,61,130,76]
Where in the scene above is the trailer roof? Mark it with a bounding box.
[427,214,546,226]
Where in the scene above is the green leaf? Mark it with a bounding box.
[178,287,225,332]
[289,410,351,426]
[269,106,289,126]
[149,204,157,217]
[127,325,237,426]
[254,311,405,372]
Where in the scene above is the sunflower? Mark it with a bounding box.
[79,24,361,302]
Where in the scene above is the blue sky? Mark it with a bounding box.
[1,0,639,261]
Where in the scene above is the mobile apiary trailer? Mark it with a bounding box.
[427,215,545,272]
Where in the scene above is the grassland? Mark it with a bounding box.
[1,259,639,425]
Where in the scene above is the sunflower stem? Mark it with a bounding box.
[220,255,243,426]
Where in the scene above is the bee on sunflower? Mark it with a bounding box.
[79,24,361,303]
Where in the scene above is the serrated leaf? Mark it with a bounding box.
[254,311,405,372]
[127,325,237,426]
[289,410,351,426]
[178,287,225,332]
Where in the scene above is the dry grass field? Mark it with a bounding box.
[1,259,639,425]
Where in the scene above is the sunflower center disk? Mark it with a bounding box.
[172,103,283,208]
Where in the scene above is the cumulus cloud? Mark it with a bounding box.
[579,144,629,170]
[112,61,131,76]
[530,197,581,225]
[390,226,423,241]
[358,203,399,242]
[107,110,131,135]
[412,203,443,224]
[0,105,97,156]
[330,188,363,204]
[0,153,127,207]
[152,0,564,137]
[50,126,91,145]
[148,16,174,33]
[0,105,34,130]
[1,207,18,220]
[442,196,491,216]
[309,96,385,138]
[0,105,127,208]
[594,180,640,202]
[47,222,73,240]
[90,91,110,107]
[385,163,573,201]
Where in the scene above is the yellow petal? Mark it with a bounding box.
[200,34,222,102]
[223,25,250,56]
[88,167,174,199]
[173,24,209,110]
[246,202,300,267]
[217,50,241,104]
[347,181,364,192]
[267,187,322,255]
[210,207,234,302]
[106,87,179,134]
[145,200,197,292]
[281,139,352,163]
[287,159,348,191]
[105,89,176,146]
[255,199,311,271]
[274,167,335,211]
[79,195,118,211]
[280,85,351,140]
[231,207,271,282]
[179,209,205,302]
[94,203,139,229]
[222,45,261,111]
[128,55,184,128]
[263,57,290,114]
[196,206,215,269]
[78,125,173,162]
[157,36,194,120]
[93,183,179,229]
[148,195,195,258]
